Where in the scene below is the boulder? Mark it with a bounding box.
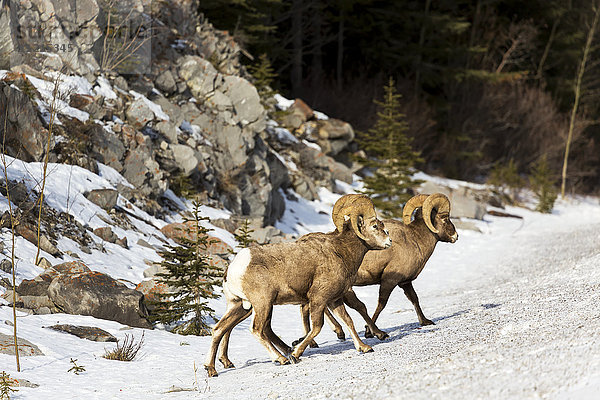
[0,259,12,273]
[170,144,198,175]
[178,55,220,100]
[419,181,487,220]
[85,189,119,210]
[282,99,313,129]
[136,279,169,305]
[48,270,151,328]
[0,81,46,161]
[93,226,118,243]
[160,222,233,255]
[0,333,44,356]
[155,120,178,143]
[87,124,126,172]
[15,224,61,257]
[47,324,117,342]
[221,75,265,128]
[125,97,154,128]
[155,69,177,94]
[69,93,105,120]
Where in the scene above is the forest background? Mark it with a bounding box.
[200,0,600,194]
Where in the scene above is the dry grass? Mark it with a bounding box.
[103,332,145,361]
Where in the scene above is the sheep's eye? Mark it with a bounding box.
[372,225,378,229]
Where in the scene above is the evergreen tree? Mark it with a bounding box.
[356,77,423,218]
[248,53,277,109]
[150,201,223,335]
[233,219,256,249]
[530,155,557,213]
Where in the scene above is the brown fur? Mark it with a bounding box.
[204,203,391,377]
[299,197,458,342]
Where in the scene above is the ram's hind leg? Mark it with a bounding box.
[325,307,346,340]
[250,302,290,366]
[218,309,252,369]
[292,304,321,348]
[292,303,325,360]
[205,300,248,377]
[401,282,434,326]
[329,298,373,353]
[364,281,396,338]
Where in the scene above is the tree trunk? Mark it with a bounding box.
[291,0,303,96]
[414,0,432,95]
[311,0,323,85]
[561,2,600,198]
[337,8,344,92]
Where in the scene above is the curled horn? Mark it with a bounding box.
[422,193,451,234]
[332,194,369,232]
[402,194,429,225]
[332,194,377,241]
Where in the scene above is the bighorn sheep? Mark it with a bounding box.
[204,194,391,377]
[299,193,458,341]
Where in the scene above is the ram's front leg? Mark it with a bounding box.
[328,299,373,353]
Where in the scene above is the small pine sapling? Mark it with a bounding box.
[530,155,557,213]
[488,159,525,204]
[233,219,256,250]
[355,77,423,217]
[0,371,17,400]
[248,53,277,110]
[68,358,85,375]
[150,201,223,335]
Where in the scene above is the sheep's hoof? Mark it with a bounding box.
[375,331,389,340]
[292,337,304,347]
[205,365,218,378]
[275,357,290,366]
[364,326,374,338]
[359,345,374,353]
[335,331,346,341]
[421,319,435,326]
[288,355,300,364]
[308,340,319,348]
[219,358,235,369]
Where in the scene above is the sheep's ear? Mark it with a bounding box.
[357,215,365,231]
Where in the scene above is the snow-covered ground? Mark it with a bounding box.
[1,157,599,398]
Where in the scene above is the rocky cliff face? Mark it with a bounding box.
[0,0,358,230]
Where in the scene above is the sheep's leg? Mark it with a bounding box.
[250,303,290,366]
[205,301,249,377]
[400,282,434,326]
[343,289,389,340]
[364,281,396,338]
[291,303,325,360]
[325,308,346,340]
[328,299,373,353]
[293,304,320,348]
[218,309,252,369]
[264,308,293,356]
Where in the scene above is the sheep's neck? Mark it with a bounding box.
[412,219,439,264]
[336,229,370,274]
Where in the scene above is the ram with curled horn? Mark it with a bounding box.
[204,194,391,377]
[297,192,458,344]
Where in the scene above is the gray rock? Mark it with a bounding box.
[47,324,117,342]
[143,263,167,278]
[36,257,52,269]
[93,226,118,243]
[249,226,283,245]
[221,75,264,127]
[170,144,198,175]
[87,124,126,172]
[0,82,46,161]
[0,333,44,356]
[21,295,55,310]
[0,4,18,69]
[48,270,151,328]
[85,189,119,210]
[0,259,12,273]
[152,96,184,127]
[155,120,178,143]
[419,181,487,220]
[35,306,52,315]
[178,55,219,99]
[125,97,154,128]
[122,148,150,187]
[155,69,177,94]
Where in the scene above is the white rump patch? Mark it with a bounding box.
[344,214,350,221]
[226,248,252,310]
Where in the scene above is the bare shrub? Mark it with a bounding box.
[103,332,145,361]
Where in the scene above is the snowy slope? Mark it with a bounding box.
[1,156,600,398]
